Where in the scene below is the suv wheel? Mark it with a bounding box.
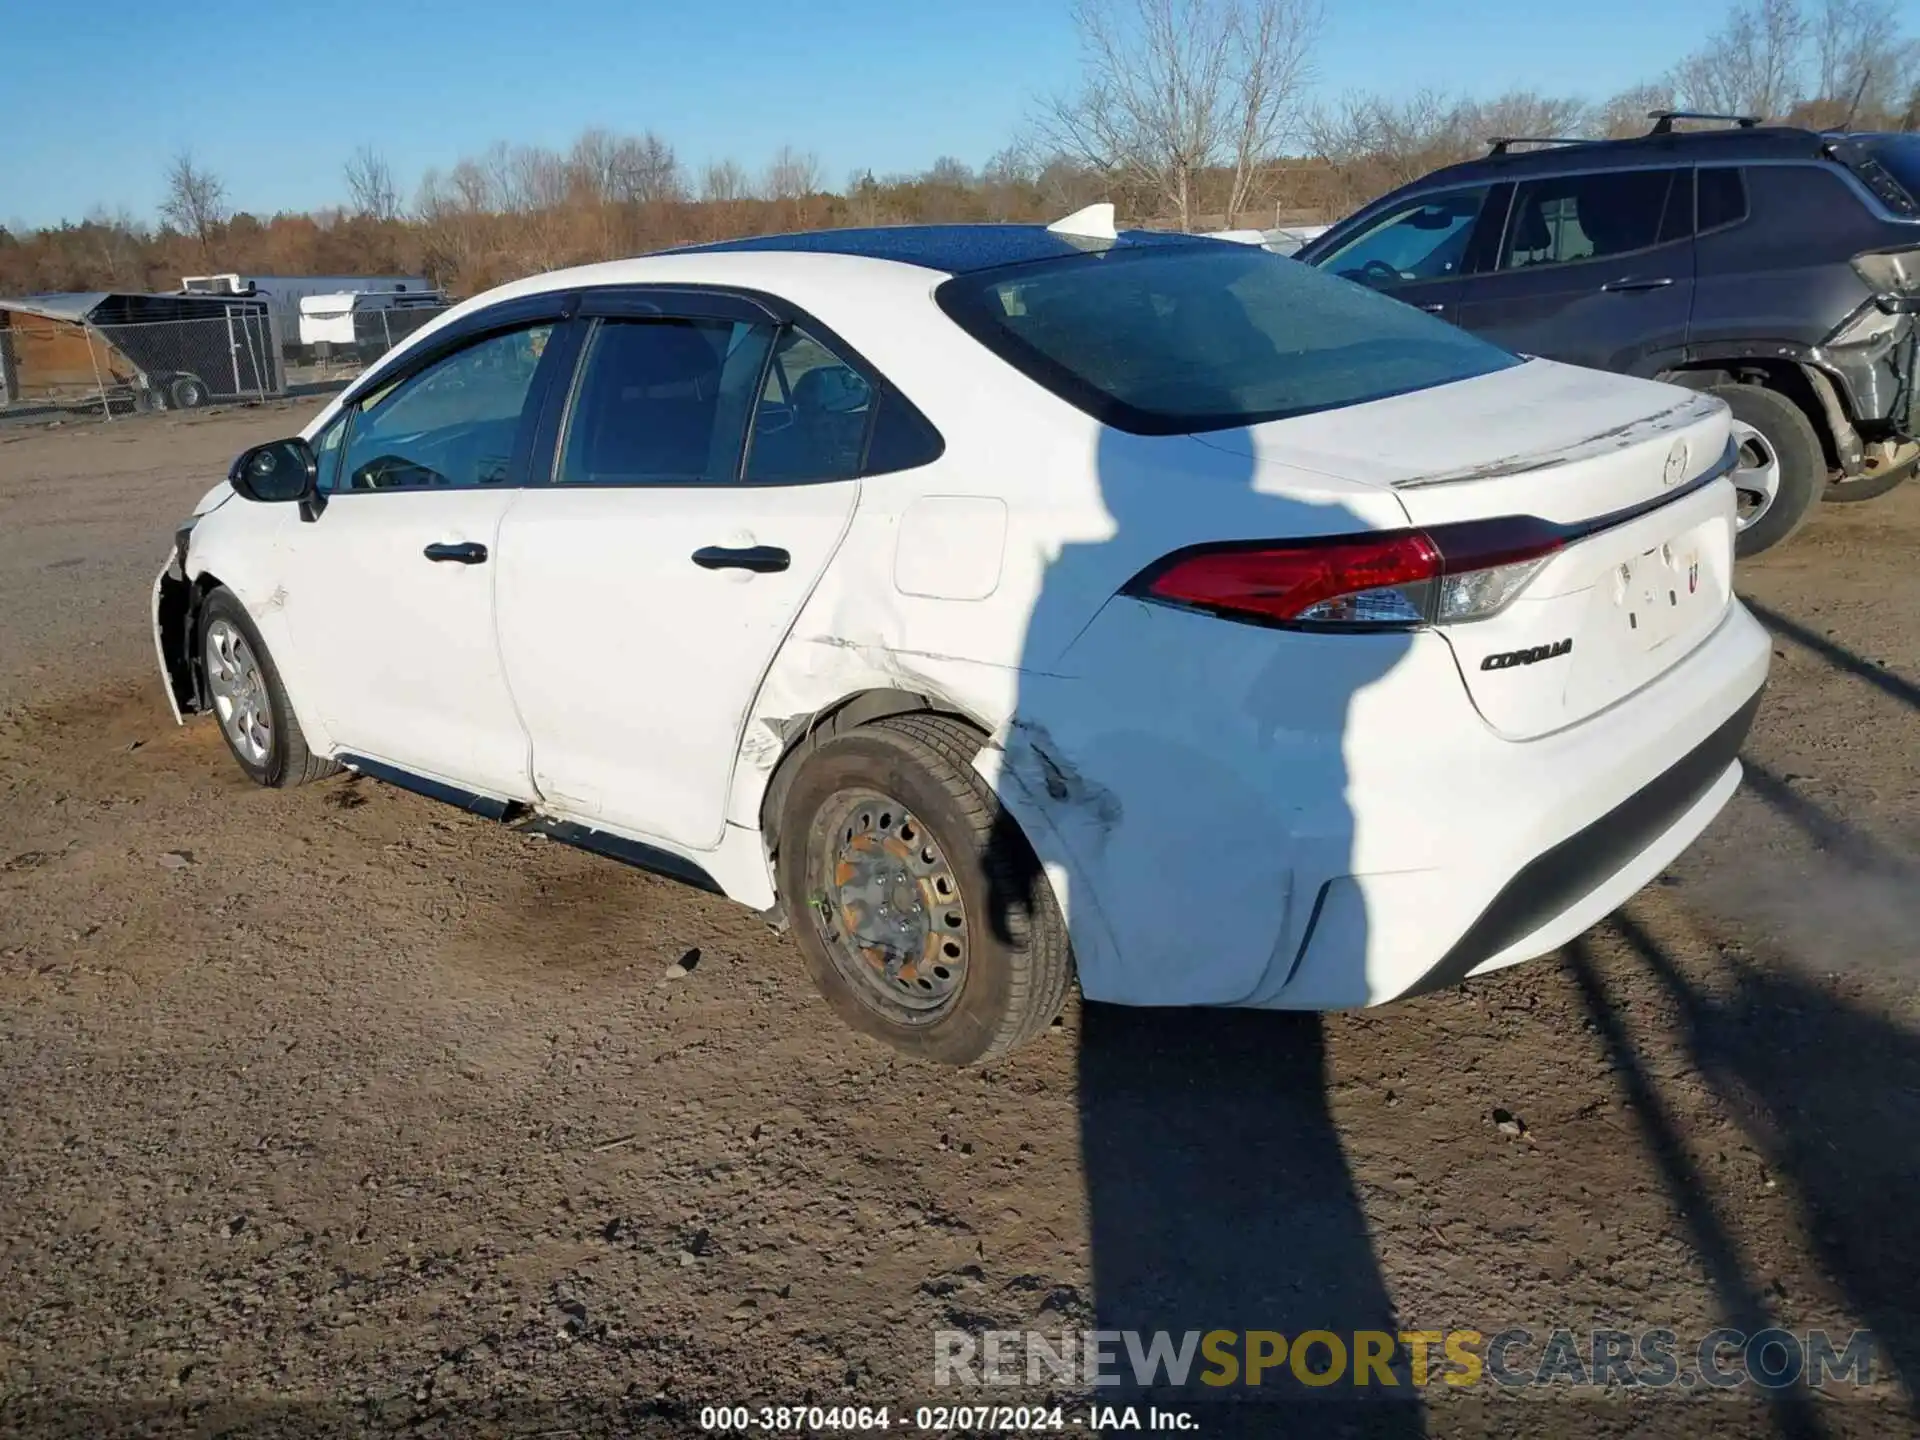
[776,714,1074,1066]
[1710,384,1823,558]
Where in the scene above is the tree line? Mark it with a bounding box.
[2,0,1914,300]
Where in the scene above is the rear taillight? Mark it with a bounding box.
[1127,518,1564,630]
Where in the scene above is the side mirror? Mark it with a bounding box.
[229,438,318,504]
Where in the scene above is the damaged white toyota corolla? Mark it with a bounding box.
[153,209,1769,1065]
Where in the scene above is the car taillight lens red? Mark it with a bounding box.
[1129,519,1565,629]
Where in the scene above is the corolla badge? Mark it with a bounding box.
[1663,440,1689,487]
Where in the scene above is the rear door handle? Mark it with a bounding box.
[1418,302,1446,314]
[1601,277,1676,293]
[692,544,790,574]
[423,541,488,564]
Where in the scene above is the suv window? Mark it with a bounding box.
[936,244,1522,436]
[745,328,874,483]
[558,318,773,485]
[1501,169,1680,270]
[1697,167,1748,231]
[1317,187,1490,289]
[336,325,554,491]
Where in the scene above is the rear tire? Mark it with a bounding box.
[776,714,1074,1066]
[1710,383,1823,558]
[198,587,337,789]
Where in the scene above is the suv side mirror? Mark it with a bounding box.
[229,438,318,504]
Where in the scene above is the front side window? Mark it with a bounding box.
[558,318,772,485]
[1501,170,1679,271]
[745,328,873,483]
[336,325,554,491]
[937,244,1522,436]
[1316,187,1491,289]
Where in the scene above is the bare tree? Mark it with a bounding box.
[762,145,822,201]
[1671,0,1809,119]
[344,145,400,221]
[159,151,228,251]
[610,133,685,204]
[1594,82,1678,137]
[1039,0,1320,229]
[701,158,752,204]
[1809,0,1920,122]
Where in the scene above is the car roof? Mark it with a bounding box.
[666,223,1211,274]
[1414,124,1843,189]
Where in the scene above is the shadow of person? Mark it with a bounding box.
[977,250,1433,1431]
[1612,913,1920,1422]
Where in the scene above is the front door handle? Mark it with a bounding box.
[423,541,488,564]
[1418,302,1446,314]
[1601,277,1676,293]
[692,544,790,574]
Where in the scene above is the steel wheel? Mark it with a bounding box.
[1729,419,1781,534]
[810,788,969,1018]
[205,617,272,767]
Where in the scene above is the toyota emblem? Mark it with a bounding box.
[1663,440,1689,487]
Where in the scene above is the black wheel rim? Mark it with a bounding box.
[809,788,969,1018]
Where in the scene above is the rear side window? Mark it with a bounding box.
[1501,169,1680,270]
[936,244,1522,436]
[745,328,873,483]
[558,318,772,485]
[1697,168,1748,231]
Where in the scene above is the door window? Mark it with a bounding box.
[1316,188,1491,289]
[1501,170,1680,271]
[334,325,554,492]
[1697,167,1748,231]
[557,318,773,485]
[745,327,874,482]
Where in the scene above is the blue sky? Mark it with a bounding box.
[3,0,1767,229]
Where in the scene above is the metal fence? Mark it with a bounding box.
[0,303,453,420]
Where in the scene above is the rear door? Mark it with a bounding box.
[1455,167,1694,374]
[1306,183,1501,324]
[494,292,867,852]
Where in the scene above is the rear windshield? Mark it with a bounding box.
[935,243,1522,436]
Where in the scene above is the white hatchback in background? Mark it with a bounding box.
[153,213,1768,1065]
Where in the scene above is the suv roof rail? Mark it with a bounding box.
[1485,136,1597,156]
[1647,110,1762,134]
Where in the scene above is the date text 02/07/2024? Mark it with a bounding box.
[696,1404,1198,1432]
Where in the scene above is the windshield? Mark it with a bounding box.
[936,243,1522,436]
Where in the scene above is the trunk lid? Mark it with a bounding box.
[1197,359,1739,739]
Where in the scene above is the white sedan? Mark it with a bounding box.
[153,210,1769,1065]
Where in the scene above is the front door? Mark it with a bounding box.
[495,306,865,852]
[1455,167,1695,375]
[281,320,568,798]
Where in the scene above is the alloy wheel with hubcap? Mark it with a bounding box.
[205,617,273,767]
[1728,419,1781,536]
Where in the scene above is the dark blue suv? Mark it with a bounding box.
[1298,113,1920,556]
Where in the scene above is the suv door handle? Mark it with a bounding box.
[1601,277,1676,293]
[692,544,790,574]
[1417,301,1446,314]
[423,541,488,564]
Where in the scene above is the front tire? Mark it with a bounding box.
[198,587,337,788]
[170,374,209,410]
[776,714,1074,1066]
[1710,383,1823,558]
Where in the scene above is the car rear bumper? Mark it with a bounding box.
[1011,594,1770,1009]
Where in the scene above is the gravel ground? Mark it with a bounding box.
[0,405,1916,1439]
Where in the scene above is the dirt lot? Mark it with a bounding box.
[1,404,1917,1439]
